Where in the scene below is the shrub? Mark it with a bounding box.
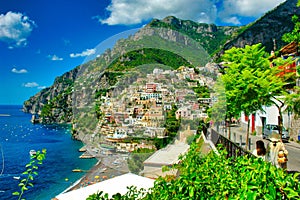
[87,139,300,199]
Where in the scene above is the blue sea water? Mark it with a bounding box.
[0,105,97,200]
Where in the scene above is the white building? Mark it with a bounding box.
[239,97,289,135]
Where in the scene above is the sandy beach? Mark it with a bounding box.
[63,153,130,193]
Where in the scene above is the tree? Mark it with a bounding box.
[210,78,229,134]
[221,43,284,149]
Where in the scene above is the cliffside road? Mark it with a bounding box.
[218,126,300,172]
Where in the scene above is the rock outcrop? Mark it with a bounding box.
[23,67,79,123]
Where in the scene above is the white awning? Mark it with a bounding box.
[55,173,155,200]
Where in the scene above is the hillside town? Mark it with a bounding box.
[91,65,217,154]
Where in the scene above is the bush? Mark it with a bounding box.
[87,139,300,199]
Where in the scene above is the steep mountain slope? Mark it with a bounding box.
[147,16,241,55]
[215,0,300,59]
[23,67,78,123]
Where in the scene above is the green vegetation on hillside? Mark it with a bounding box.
[162,104,180,147]
[40,84,73,123]
[127,148,155,174]
[108,48,193,71]
[149,18,240,55]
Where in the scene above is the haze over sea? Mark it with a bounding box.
[0,105,97,200]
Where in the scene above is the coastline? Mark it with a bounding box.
[60,160,102,194]
[56,153,130,198]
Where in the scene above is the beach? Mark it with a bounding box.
[61,152,130,195]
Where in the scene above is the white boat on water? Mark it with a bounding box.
[13,176,20,180]
[0,114,10,117]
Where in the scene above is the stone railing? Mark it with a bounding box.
[205,128,254,159]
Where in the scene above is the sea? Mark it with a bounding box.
[0,105,98,200]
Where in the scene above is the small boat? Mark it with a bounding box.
[0,114,10,117]
[13,176,20,180]
[99,168,107,173]
[72,169,83,172]
[29,150,36,156]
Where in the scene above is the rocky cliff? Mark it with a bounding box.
[23,67,79,123]
[215,0,300,59]
[147,16,240,55]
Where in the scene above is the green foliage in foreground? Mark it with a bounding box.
[87,139,300,200]
[12,149,46,200]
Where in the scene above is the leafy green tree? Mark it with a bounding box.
[210,78,227,132]
[286,86,300,118]
[193,85,210,98]
[221,43,284,148]
[163,104,180,146]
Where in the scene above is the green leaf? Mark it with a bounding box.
[18,183,25,187]
[284,187,299,198]
[21,186,28,191]
[264,194,274,200]
[189,186,195,198]
[12,191,20,196]
[268,185,276,198]
[247,191,257,200]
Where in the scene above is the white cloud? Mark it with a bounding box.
[23,82,46,89]
[221,0,285,17]
[0,11,36,48]
[23,82,39,88]
[100,0,286,26]
[38,86,46,89]
[222,16,241,25]
[48,54,63,61]
[70,48,96,58]
[100,0,218,25]
[11,68,28,74]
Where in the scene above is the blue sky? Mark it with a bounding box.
[0,0,286,105]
